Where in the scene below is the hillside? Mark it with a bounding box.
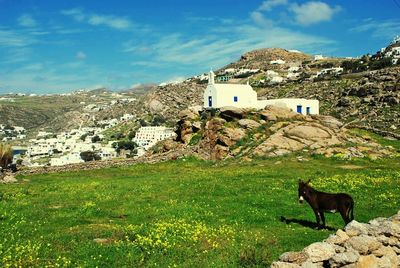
[134,44,400,136]
[0,91,137,137]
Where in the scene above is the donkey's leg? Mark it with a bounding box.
[319,210,326,228]
[313,209,322,229]
[339,208,350,226]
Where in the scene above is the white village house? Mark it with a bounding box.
[203,70,319,115]
[133,126,176,150]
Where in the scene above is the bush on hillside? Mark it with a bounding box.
[0,143,13,169]
[80,151,101,162]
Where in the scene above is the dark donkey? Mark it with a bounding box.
[298,180,354,229]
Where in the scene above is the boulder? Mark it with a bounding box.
[179,109,199,120]
[218,128,246,147]
[271,261,300,268]
[260,106,303,121]
[329,249,360,266]
[148,99,164,113]
[0,173,17,184]
[211,144,230,160]
[303,242,336,263]
[345,221,369,237]
[314,115,344,129]
[325,229,350,245]
[354,255,378,268]
[279,251,308,264]
[238,119,261,129]
[219,106,245,120]
[345,235,381,255]
[285,125,331,141]
[300,261,323,268]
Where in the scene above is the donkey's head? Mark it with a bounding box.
[298,179,312,203]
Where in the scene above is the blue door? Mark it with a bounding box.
[208,96,212,107]
[306,107,310,115]
[296,105,302,114]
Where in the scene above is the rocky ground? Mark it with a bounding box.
[223,48,312,70]
[258,67,400,135]
[272,211,400,267]
[154,105,395,161]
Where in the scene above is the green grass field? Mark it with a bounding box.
[1,155,400,267]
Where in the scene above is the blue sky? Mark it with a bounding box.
[0,0,399,94]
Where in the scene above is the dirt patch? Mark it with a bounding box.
[338,165,363,170]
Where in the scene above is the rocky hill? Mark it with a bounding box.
[225,48,312,70]
[152,106,395,161]
[134,44,399,136]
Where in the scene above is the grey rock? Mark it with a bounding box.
[279,251,308,264]
[238,119,261,129]
[329,249,360,266]
[303,242,336,263]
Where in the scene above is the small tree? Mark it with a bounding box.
[91,135,101,143]
[128,131,136,140]
[80,151,101,162]
[113,141,138,154]
[151,115,166,126]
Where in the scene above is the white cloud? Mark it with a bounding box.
[258,0,288,11]
[349,19,400,40]
[250,11,273,26]
[62,8,133,30]
[76,51,87,60]
[61,8,85,22]
[0,29,36,47]
[289,1,341,26]
[17,14,37,27]
[88,14,132,30]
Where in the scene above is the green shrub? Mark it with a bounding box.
[0,143,12,168]
[189,133,202,146]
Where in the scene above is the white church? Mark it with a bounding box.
[203,70,319,115]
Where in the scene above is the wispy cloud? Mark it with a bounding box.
[258,0,288,11]
[61,8,133,30]
[0,47,32,64]
[289,1,341,26]
[349,19,400,40]
[17,14,38,27]
[76,51,87,60]
[123,24,333,71]
[0,28,36,47]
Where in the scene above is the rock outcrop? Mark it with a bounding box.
[171,106,394,160]
[271,211,400,268]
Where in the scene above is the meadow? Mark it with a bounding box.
[1,155,400,267]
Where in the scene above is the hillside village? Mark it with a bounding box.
[1,36,400,168]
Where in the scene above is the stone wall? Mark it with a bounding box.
[272,211,400,267]
[16,147,193,176]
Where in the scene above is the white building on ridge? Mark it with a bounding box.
[203,70,319,115]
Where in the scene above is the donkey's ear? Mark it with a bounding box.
[306,179,311,184]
